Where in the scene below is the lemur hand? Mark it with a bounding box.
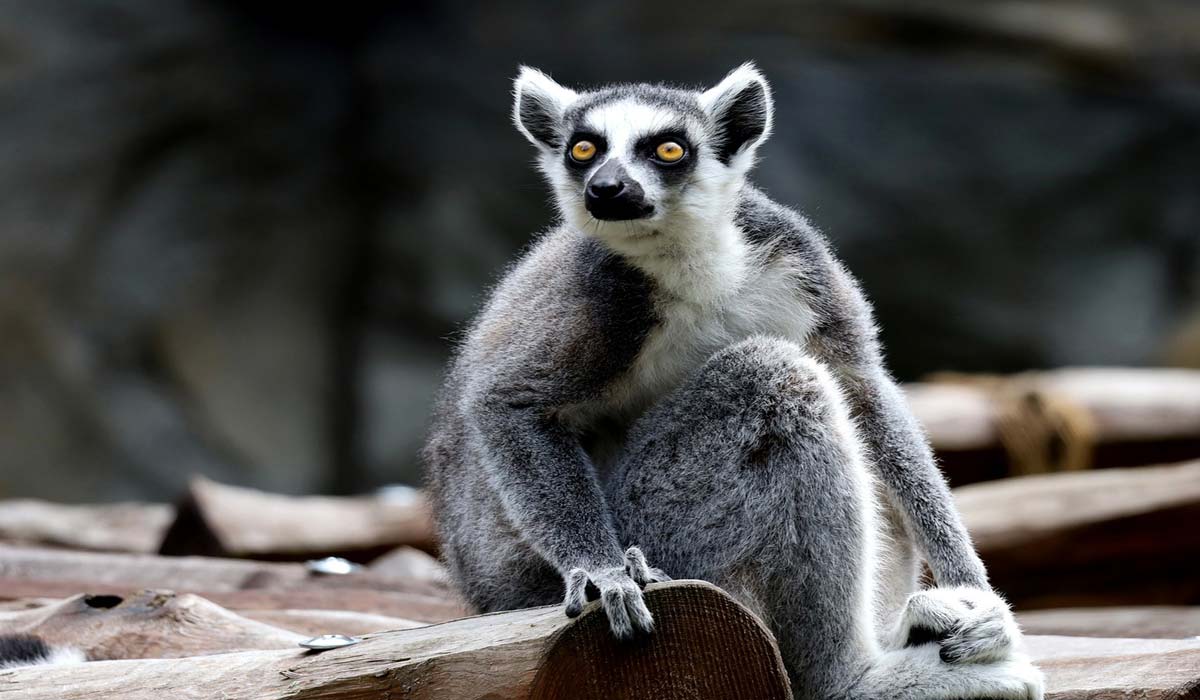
[894,586,1025,665]
[563,546,672,639]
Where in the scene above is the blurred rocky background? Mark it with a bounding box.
[0,0,1197,502]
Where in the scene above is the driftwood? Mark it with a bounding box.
[0,590,303,659]
[0,578,466,622]
[0,581,794,700]
[0,544,449,597]
[1018,606,1200,640]
[238,608,426,636]
[0,584,1197,700]
[0,544,469,622]
[159,476,437,559]
[0,500,173,553]
[908,368,1200,484]
[956,459,1200,608]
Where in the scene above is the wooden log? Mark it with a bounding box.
[956,459,1200,608]
[0,581,793,700]
[238,609,426,636]
[910,368,1200,450]
[369,545,449,586]
[0,500,173,554]
[0,544,452,599]
[907,368,1200,484]
[1027,635,1200,700]
[0,579,467,623]
[0,544,310,592]
[1018,607,1200,639]
[159,476,436,559]
[0,590,303,659]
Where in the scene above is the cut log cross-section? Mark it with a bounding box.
[0,580,793,700]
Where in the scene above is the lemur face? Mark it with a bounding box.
[513,64,773,243]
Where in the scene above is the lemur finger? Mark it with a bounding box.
[900,589,967,640]
[623,546,653,586]
[564,568,590,618]
[602,586,635,639]
[624,587,655,635]
[941,608,1017,664]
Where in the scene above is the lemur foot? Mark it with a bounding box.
[894,586,1025,665]
[563,546,670,639]
[866,643,1045,700]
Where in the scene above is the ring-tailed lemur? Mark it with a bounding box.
[425,64,1044,699]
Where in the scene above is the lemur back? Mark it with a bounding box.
[425,64,1044,700]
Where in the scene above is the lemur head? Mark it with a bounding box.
[512,64,773,249]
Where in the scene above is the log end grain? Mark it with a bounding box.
[530,580,792,700]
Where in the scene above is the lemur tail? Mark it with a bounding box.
[0,634,86,670]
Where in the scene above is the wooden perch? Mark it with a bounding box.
[0,500,173,553]
[1028,635,1200,700]
[1018,606,1200,640]
[159,476,437,559]
[237,608,426,636]
[907,368,1200,483]
[0,580,793,700]
[956,459,1200,608]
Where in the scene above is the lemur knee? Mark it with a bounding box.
[703,336,845,426]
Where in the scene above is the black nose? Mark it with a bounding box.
[584,160,653,221]
[587,178,625,200]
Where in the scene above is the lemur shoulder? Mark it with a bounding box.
[425,64,1044,699]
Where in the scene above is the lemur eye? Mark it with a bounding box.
[570,140,597,162]
[655,141,685,162]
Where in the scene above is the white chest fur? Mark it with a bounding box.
[610,251,816,416]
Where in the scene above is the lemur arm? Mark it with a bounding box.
[467,376,625,573]
[841,365,989,589]
[806,272,990,590]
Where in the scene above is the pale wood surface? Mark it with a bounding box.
[955,459,1200,607]
[0,581,793,700]
[1017,606,1200,640]
[161,476,436,558]
[238,608,426,636]
[1028,635,1200,700]
[0,500,173,553]
[0,590,303,660]
[908,367,1200,450]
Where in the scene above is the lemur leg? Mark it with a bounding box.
[607,336,1042,700]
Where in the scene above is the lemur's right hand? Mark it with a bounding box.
[563,546,671,639]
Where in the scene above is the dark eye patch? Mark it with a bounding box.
[635,131,697,184]
[563,131,607,176]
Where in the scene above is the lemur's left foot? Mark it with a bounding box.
[895,586,1022,664]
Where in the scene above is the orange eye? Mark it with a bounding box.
[570,140,597,162]
[655,141,685,162]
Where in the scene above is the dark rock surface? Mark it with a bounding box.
[0,1,1197,500]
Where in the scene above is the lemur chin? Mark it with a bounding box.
[425,63,1044,699]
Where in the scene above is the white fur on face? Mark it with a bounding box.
[541,98,751,304]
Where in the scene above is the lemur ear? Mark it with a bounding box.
[512,66,578,151]
[699,63,774,165]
